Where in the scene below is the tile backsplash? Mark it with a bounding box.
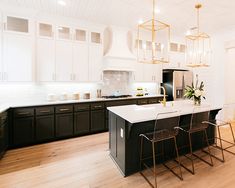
[0,72,159,103]
[102,71,131,96]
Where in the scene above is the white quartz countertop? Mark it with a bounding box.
[107,100,223,124]
[0,94,164,113]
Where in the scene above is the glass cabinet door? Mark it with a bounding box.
[6,16,29,33]
[57,26,70,40]
[75,29,87,42]
[39,23,53,38]
[91,32,101,44]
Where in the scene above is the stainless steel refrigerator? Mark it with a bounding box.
[162,69,193,101]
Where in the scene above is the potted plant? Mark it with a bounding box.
[184,75,205,105]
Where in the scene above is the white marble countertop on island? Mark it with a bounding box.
[107,100,223,124]
[0,94,164,113]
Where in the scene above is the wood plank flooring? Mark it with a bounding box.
[1,124,235,188]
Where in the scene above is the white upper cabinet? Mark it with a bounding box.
[37,38,55,82]
[132,62,144,82]
[88,30,103,82]
[3,33,33,82]
[1,14,33,82]
[36,22,55,82]
[73,29,89,82]
[143,64,154,82]
[55,40,73,82]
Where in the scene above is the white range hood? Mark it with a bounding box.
[103,26,137,71]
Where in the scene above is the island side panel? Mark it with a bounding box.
[109,111,126,176]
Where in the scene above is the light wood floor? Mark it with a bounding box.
[1,124,235,188]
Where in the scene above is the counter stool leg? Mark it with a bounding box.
[229,123,235,143]
[204,130,214,166]
[217,126,225,162]
[140,136,144,171]
[188,132,195,174]
[152,142,157,188]
[173,136,183,180]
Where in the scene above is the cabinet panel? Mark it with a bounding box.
[91,109,105,132]
[143,64,154,82]
[13,117,34,146]
[89,44,103,82]
[55,113,73,138]
[35,115,54,142]
[3,33,33,81]
[74,111,90,135]
[55,41,73,81]
[133,63,143,82]
[73,43,89,81]
[37,38,55,81]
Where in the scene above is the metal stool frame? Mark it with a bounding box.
[139,111,183,188]
[178,106,213,175]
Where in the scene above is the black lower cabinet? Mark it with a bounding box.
[91,110,105,132]
[0,112,8,158]
[74,111,90,135]
[13,117,34,146]
[35,115,55,142]
[55,113,73,138]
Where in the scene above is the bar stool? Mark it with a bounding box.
[203,103,235,162]
[139,111,183,188]
[178,106,213,175]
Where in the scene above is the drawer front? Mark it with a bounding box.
[74,104,90,112]
[91,103,104,110]
[36,106,54,116]
[148,98,159,104]
[55,105,73,114]
[137,99,148,105]
[14,108,34,118]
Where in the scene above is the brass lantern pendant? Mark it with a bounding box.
[137,0,170,64]
[185,4,211,68]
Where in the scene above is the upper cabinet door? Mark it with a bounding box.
[4,15,30,35]
[88,30,103,82]
[55,40,73,82]
[90,31,101,44]
[38,22,54,39]
[37,38,55,82]
[73,29,89,82]
[56,26,71,41]
[143,64,154,82]
[133,63,144,82]
[3,33,33,82]
[89,44,103,82]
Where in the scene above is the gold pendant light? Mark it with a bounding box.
[136,0,170,64]
[185,4,211,68]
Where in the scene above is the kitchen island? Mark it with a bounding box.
[107,101,222,176]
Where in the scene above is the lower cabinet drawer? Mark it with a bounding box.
[148,98,159,104]
[137,99,148,105]
[55,113,73,138]
[14,108,34,118]
[55,105,73,114]
[36,107,54,116]
[35,115,55,142]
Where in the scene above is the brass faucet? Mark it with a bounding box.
[160,86,167,107]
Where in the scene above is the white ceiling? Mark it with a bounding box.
[0,0,234,35]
